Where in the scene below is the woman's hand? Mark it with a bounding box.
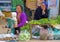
[42,10,45,15]
[41,3,46,15]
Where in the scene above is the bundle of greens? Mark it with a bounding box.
[57,15,60,24]
[39,18,49,24]
[29,20,41,24]
[49,19,58,25]
[19,30,30,41]
[21,23,30,31]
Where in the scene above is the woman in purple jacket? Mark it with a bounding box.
[14,5,27,34]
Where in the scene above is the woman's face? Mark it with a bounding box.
[39,0,44,3]
[41,4,46,10]
[16,6,22,13]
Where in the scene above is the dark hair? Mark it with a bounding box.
[16,5,23,11]
[41,24,48,29]
[48,24,55,30]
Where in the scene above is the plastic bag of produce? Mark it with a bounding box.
[32,25,40,36]
[53,28,60,40]
[48,28,54,40]
[19,30,30,41]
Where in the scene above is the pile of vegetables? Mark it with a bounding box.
[57,15,60,24]
[29,20,41,24]
[19,30,30,41]
[21,23,30,31]
[19,24,30,41]
[49,19,58,25]
[29,18,59,25]
[49,15,60,25]
[39,18,49,24]
[29,18,49,24]
[19,16,60,40]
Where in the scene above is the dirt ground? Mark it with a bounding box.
[20,40,60,42]
[0,20,60,42]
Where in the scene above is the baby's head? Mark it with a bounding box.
[11,12,17,18]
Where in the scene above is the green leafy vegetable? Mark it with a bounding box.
[19,30,30,41]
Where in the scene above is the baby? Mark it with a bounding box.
[11,12,17,27]
[2,12,17,34]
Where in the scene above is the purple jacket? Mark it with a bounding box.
[16,12,27,27]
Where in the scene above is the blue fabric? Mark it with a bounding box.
[52,28,60,40]
[48,28,60,40]
[53,28,60,35]
[42,2,48,8]
[6,18,15,28]
[53,30,60,40]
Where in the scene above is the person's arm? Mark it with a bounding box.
[18,13,27,27]
[41,4,46,14]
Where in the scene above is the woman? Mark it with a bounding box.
[34,5,42,20]
[34,0,48,20]
[34,3,48,20]
[14,5,27,35]
[41,3,48,18]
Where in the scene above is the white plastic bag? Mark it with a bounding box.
[48,28,54,40]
